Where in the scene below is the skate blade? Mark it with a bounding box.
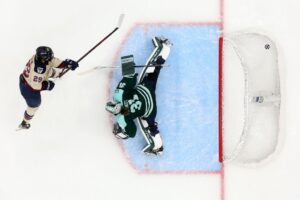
[15,126,29,131]
[143,147,164,156]
[144,151,163,156]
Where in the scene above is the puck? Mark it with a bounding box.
[265,44,270,49]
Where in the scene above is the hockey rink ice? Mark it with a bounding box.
[0,0,299,200]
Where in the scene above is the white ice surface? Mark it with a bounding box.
[0,0,299,200]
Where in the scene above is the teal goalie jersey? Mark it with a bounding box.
[113,73,157,137]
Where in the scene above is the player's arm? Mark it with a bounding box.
[113,73,138,104]
[49,58,79,78]
[117,73,138,90]
[48,57,63,78]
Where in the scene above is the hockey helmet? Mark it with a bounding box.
[36,46,54,63]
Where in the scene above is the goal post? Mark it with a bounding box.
[221,32,281,165]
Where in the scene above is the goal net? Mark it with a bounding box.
[222,32,281,165]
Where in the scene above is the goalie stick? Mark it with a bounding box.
[77,64,170,76]
[58,14,125,78]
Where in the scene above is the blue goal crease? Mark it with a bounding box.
[111,24,221,172]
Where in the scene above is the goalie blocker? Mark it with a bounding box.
[105,36,172,155]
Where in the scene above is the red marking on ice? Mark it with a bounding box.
[220,0,224,31]
[106,24,138,172]
[109,22,224,175]
[220,163,225,200]
[107,15,226,200]
[136,21,222,26]
[219,36,224,163]
[220,0,225,199]
[105,25,136,100]
[137,169,222,175]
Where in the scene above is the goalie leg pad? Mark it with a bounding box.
[113,123,129,139]
[146,37,171,74]
[143,133,163,156]
[141,122,163,154]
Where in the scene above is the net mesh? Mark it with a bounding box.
[222,32,281,165]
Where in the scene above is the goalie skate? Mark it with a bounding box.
[143,146,164,156]
[142,132,164,155]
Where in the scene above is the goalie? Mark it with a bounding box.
[105,36,171,155]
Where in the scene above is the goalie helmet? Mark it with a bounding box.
[36,46,54,63]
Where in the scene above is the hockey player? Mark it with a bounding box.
[105,36,171,155]
[18,46,79,130]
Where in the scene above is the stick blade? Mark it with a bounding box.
[117,14,125,28]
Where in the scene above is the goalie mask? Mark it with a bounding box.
[105,101,122,115]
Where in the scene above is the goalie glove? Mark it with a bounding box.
[113,123,128,139]
[105,101,122,115]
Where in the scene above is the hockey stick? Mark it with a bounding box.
[77,64,170,76]
[58,14,125,78]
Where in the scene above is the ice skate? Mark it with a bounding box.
[143,133,164,155]
[155,36,172,46]
[143,145,164,156]
[113,123,129,139]
[16,120,30,131]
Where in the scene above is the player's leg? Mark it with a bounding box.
[139,108,163,155]
[19,76,41,129]
[142,66,162,91]
[146,120,163,152]
[137,37,171,154]
[141,37,171,91]
[149,36,172,70]
[20,106,39,129]
[138,36,172,84]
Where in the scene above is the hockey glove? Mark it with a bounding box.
[105,101,122,115]
[41,80,55,91]
[63,59,79,71]
[113,123,128,139]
